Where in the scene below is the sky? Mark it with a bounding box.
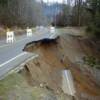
[42,0,64,3]
[36,0,67,4]
[36,0,76,6]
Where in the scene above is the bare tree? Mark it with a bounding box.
[0,0,48,27]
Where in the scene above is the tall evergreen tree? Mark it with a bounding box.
[86,0,100,38]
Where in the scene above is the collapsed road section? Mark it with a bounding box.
[23,36,76,100]
[23,33,100,100]
[0,31,58,79]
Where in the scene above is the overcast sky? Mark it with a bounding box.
[36,0,77,6]
[43,0,64,3]
[36,0,67,4]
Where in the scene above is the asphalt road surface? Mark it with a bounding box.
[0,27,56,79]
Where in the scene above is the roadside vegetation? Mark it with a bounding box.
[53,0,100,39]
[0,73,26,99]
[0,72,72,100]
[83,56,100,69]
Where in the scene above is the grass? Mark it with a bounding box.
[57,27,85,36]
[0,72,40,100]
[0,73,24,96]
[0,72,58,100]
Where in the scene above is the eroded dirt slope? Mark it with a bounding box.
[24,33,100,100]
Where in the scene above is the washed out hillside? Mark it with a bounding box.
[0,0,100,100]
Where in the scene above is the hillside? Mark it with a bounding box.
[0,27,100,100]
[24,28,100,100]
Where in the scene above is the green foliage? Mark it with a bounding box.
[0,0,8,6]
[0,73,24,95]
[83,56,100,69]
[53,4,72,26]
[86,0,100,38]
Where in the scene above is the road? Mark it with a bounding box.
[0,27,56,79]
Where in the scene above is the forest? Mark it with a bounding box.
[0,0,48,27]
[53,0,100,38]
[0,0,100,38]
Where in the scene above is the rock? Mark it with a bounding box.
[40,83,44,88]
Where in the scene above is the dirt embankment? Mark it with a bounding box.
[24,34,100,100]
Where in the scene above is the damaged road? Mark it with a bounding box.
[23,33,100,100]
[0,28,100,100]
[0,28,58,79]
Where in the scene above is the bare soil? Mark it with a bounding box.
[24,30,100,100]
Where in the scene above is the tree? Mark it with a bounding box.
[0,0,48,27]
[71,0,85,26]
[56,4,72,26]
[86,0,100,38]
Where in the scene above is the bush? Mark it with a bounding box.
[83,56,100,69]
[86,0,100,39]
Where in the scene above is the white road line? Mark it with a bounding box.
[50,33,57,39]
[7,54,39,74]
[0,52,27,68]
[64,70,74,96]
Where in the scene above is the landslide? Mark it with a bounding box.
[24,33,100,100]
